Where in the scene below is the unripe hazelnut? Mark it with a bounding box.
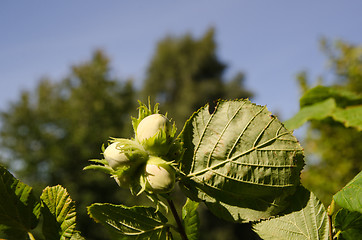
[136,114,172,155]
[143,157,175,194]
[103,142,131,169]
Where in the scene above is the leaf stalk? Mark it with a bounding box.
[327,199,335,240]
[167,199,188,240]
[328,214,333,240]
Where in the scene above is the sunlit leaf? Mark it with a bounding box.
[284,98,336,130]
[0,166,41,239]
[182,199,200,240]
[286,86,362,130]
[41,185,84,240]
[332,105,362,131]
[254,187,329,240]
[88,203,171,239]
[179,100,304,222]
[333,171,362,213]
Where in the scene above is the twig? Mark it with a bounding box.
[167,199,189,240]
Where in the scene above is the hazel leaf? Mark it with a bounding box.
[179,99,304,222]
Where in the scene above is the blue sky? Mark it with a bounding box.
[1,1,361,126]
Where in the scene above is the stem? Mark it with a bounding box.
[167,199,188,240]
[328,214,333,240]
[327,200,335,240]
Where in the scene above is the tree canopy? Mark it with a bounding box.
[0,50,137,239]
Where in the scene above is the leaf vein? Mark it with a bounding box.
[253,116,276,147]
[191,107,214,172]
[227,105,266,159]
[207,102,246,167]
[206,169,295,187]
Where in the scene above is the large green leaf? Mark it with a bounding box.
[332,105,362,131]
[254,187,329,240]
[0,166,41,240]
[182,199,200,240]
[285,86,362,130]
[40,185,84,240]
[334,208,362,240]
[284,98,336,130]
[88,203,171,239]
[333,171,362,213]
[299,85,362,108]
[179,100,304,222]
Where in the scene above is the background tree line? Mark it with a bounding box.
[0,28,361,239]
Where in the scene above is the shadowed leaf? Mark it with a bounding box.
[88,203,171,239]
[182,199,200,240]
[0,166,40,240]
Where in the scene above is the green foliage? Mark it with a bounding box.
[332,106,362,131]
[294,41,362,206]
[0,29,252,239]
[284,84,362,240]
[299,85,362,108]
[333,171,362,214]
[41,185,84,240]
[284,86,362,131]
[334,208,362,240]
[285,40,362,240]
[0,166,40,239]
[301,121,361,206]
[0,166,83,239]
[179,100,304,222]
[0,50,136,239]
[2,97,361,240]
[284,98,336,130]
[322,40,362,93]
[182,199,200,240]
[1,32,361,240]
[87,203,171,239]
[254,187,329,240]
[1,50,135,184]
